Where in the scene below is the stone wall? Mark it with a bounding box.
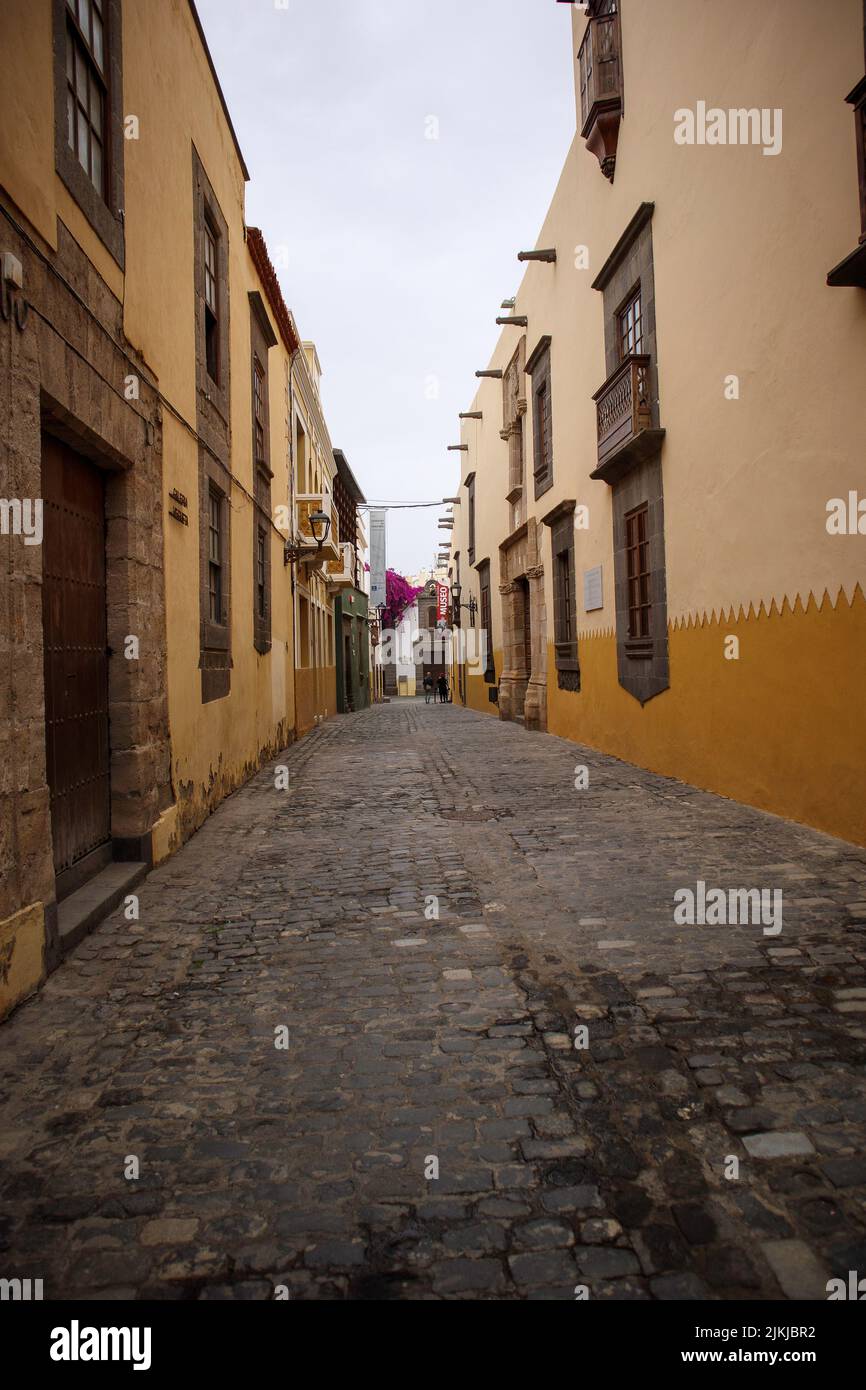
[0,201,171,1015]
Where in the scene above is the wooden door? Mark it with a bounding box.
[41,434,111,887]
[521,577,532,678]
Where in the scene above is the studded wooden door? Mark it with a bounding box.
[41,434,111,885]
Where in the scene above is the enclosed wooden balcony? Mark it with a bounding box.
[591,355,665,483]
[324,541,355,590]
[578,5,623,182]
[296,492,340,564]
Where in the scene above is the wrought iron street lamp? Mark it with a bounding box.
[283,508,331,565]
[450,580,478,623]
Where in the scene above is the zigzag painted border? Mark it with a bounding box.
[574,582,864,641]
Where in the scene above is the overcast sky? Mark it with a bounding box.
[196,0,576,575]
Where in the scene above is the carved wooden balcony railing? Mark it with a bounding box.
[591,355,665,482]
[578,4,623,181]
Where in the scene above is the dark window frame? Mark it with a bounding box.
[249,292,276,655]
[466,473,476,566]
[617,284,643,360]
[193,151,232,702]
[624,503,651,640]
[253,355,266,464]
[204,218,221,385]
[65,0,108,198]
[192,147,231,431]
[545,506,580,691]
[556,551,574,647]
[594,206,669,705]
[208,485,224,625]
[53,0,125,267]
[525,336,553,501]
[256,526,267,620]
[477,559,496,684]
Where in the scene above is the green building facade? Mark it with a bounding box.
[334,589,370,713]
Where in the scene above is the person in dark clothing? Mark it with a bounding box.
[423,674,433,704]
[436,675,449,704]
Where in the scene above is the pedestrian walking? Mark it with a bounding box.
[437,674,449,704]
[423,674,433,704]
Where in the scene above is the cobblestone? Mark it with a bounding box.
[0,700,865,1299]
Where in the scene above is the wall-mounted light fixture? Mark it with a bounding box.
[283,508,331,565]
[450,580,478,625]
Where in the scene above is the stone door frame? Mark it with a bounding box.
[497,520,547,731]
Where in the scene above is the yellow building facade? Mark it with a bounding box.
[0,0,342,1019]
[448,0,866,848]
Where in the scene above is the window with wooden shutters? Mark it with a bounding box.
[526,336,553,500]
[253,357,265,463]
[467,474,476,565]
[625,503,651,640]
[256,527,266,619]
[478,561,495,684]
[249,293,276,655]
[193,152,232,701]
[208,488,224,624]
[204,222,220,383]
[548,509,580,691]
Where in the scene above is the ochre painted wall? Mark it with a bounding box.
[464,649,504,718]
[547,587,866,848]
[296,665,337,738]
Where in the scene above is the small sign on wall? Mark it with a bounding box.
[583,565,603,613]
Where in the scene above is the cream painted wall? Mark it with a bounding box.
[452,0,865,643]
[447,0,866,843]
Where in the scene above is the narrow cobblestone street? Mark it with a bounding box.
[2,700,865,1301]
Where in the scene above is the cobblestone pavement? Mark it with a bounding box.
[2,699,866,1301]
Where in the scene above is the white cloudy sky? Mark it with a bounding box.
[196,0,576,574]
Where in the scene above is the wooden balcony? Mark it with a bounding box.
[296,492,340,564]
[827,77,866,288]
[578,8,623,181]
[591,355,665,483]
[324,541,355,590]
